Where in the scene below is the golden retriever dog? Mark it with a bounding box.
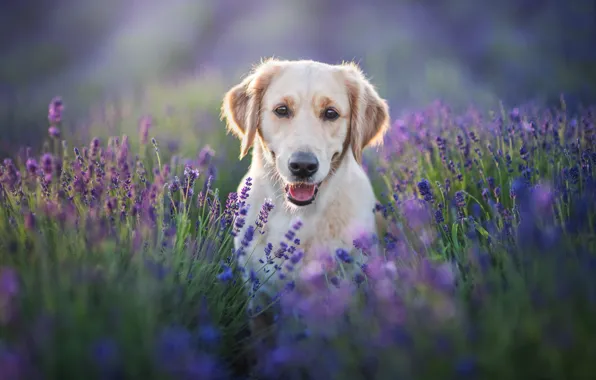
[220,58,390,347]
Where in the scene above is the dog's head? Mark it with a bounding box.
[221,59,389,207]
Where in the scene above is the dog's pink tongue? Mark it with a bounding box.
[289,184,316,201]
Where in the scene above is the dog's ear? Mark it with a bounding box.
[221,59,281,159]
[341,63,390,164]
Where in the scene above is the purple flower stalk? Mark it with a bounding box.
[48,96,64,124]
[335,248,353,264]
[139,116,152,145]
[255,199,274,233]
[48,126,61,139]
[417,179,435,203]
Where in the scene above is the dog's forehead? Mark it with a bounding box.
[266,63,348,104]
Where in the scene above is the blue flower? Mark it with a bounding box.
[216,264,233,282]
[329,276,340,288]
[241,225,255,248]
[455,355,477,377]
[335,248,353,264]
[290,250,304,265]
[354,273,365,285]
[144,259,169,280]
[91,337,120,374]
[198,325,221,346]
[155,326,193,372]
[184,353,225,379]
[393,325,413,347]
[417,179,435,203]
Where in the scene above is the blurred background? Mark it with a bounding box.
[1,0,595,165]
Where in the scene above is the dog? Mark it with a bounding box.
[220,58,390,348]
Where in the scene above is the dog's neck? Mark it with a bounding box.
[249,142,357,215]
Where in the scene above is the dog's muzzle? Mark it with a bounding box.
[285,182,321,206]
[285,151,321,206]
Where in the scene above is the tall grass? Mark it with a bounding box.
[0,94,594,379]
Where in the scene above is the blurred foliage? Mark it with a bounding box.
[1,0,595,159]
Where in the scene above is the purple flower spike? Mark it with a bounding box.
[198,145,216,167]
[335,248,353,264]
[48,126,61,139]
[139,116,152,144]
[216,264,233,282]
[0,267,19,296]
[0,266,19,324]
[417,179,435,203]
[0,346,22,380]
[24,212,36,231]
[25,158,38,175]
[48,96,64,124]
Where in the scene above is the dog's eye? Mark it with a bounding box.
[274,105,289,117]
[323,108,339,121]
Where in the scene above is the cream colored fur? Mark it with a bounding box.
[220,58,390,340]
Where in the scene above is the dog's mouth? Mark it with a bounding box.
[284,182,321,206]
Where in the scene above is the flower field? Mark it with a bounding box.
[0,93,595,380]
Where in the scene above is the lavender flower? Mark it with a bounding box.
[25,158,38,175]
[0,91,592,379]
[255,199,274,233]
[239,177,252,206]
[454,191,466,208]
[23,212,36,230]
[48,96,64,124]
[0,267,19,325]
[91,338,120,375]
[335,248,353,264]
[434,208,444,224]
[417,179,435,203]
[48,126,61,139]
[455,355,477,377]
[198,145,215,167]
[0,345,22,380]
[216,264,233,282]
[139,116,152,144]
[240,225,255,249]
[292,219,303,231]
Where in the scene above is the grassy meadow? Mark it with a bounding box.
[0,75,595,379]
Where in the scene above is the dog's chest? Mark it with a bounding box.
[263,201,358,258]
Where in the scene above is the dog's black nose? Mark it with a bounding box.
[288,151,319,178]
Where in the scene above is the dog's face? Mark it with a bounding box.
[257,63,353,206]
[221,59,389,207]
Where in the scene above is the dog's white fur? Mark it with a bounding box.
[221,58,390,336]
